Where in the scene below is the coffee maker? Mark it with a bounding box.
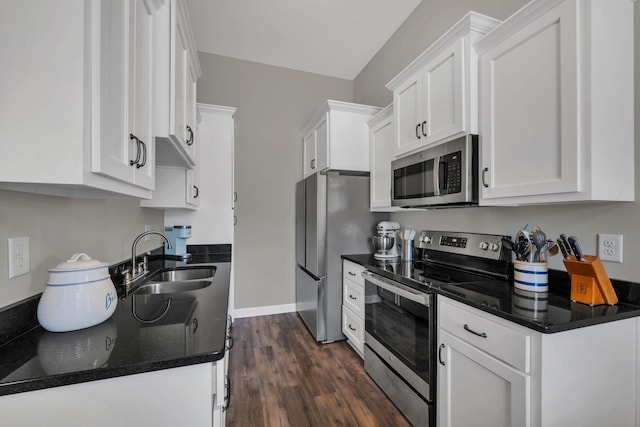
[372,221,400,259]
[164,225,192,259]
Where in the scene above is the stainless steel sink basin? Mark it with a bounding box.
[130,265,216,295]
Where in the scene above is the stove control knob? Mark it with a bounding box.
[479,241,489,250]
[421,235,432,244]
[489,242,500,251]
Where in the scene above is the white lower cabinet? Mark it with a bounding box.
[342,260,366,357]
[0,362,226,427]
[437,296,638,427]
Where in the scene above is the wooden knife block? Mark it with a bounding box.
[562,255,618,306]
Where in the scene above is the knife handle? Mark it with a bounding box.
[567,236,584,261]
[559,234,572,255]
[557,238,569,259]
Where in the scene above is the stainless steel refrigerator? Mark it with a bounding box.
[295,170,386,343]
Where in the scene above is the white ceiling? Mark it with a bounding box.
[186,0,422,80]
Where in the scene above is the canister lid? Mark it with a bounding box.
[48,253,108,272]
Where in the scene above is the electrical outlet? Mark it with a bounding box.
[144,225,152,241]
[8,237,30,278]
[598,234,623,263]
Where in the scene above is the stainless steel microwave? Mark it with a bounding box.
[391,135,478,208]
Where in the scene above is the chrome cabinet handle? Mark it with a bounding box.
[482,167,489,188]
[421,120,427,137]
[129,134,147,168]
[464,324,488,338]
[233,192,238,202]
[223,375,231,410]
[415,123,421,139]
[129,134,141,166]
[186,125,194,145]
[348,324,356,332]
[193,185,199,199]
[348,294,357,300]
[191,318,198,333]
[225,334,234,350]
[138,140,147,168]
[348,271,356,276]
[233,215,237,226]
[310,159,316,169]
[438,343,446,366]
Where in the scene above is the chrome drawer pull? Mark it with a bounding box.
[348,271,356,276]
[464,324,487,338]
[438,343,446,366]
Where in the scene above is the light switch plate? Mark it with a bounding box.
[8,237,30,278]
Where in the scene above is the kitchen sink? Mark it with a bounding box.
[130,265,216,295]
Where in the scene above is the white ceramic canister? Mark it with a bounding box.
[37,253,118,332]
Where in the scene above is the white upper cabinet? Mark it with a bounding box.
[0,0,163,198]
[95,0,156,191]
[476,0,635,205]
[368,105,397,211]
[302,100,381,178]
[387,12,501,158]
[154,0,201,168]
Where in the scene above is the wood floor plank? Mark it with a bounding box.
[226,313,411,427]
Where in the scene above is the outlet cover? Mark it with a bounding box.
[8,237,30,278]
[598,234,623,263]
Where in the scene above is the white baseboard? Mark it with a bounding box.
[232,303,297,319]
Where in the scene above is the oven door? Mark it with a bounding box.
[363,271,433,401]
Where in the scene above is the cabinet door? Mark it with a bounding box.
[185,167,200,207]
[423,38,464,145]
[303,130,316,178]
[314,114,329,172]
[184,60,198,163]
[438,330,529,427]
[129,0,155,189]
[93,0,133,184]
[393,71,423,157]
[480,0,579,201]
[172,19,189,149]
[369,112,394,209]
[93,0,155,189]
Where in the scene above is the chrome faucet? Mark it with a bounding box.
[124,231,172,288]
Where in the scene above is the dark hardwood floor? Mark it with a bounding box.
[226,313,411,427]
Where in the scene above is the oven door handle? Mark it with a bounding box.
[362,271,431,306]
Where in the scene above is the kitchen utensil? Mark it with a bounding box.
[514,238,531,262]
[546,240,559,257]
[567,236,584,261]
[38,253,118,332]
[501,237,515,257]
[531,230,547,262]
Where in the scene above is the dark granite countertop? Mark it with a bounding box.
[0,245,231,396]
[343,254,640,333]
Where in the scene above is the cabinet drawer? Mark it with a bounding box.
[439,297,532,372]
[342,305,364,355]
[343,260,366,287]
[343,278,364,317]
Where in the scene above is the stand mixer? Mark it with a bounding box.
[373,221,400,259]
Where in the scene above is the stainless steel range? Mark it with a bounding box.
[362,230,511,427]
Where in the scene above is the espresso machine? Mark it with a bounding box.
[372,221,400,259]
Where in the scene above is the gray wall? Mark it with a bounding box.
[196,53,353,310]
[354,0,640,281]
[354,0,530,107]
[0,190,163,307]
